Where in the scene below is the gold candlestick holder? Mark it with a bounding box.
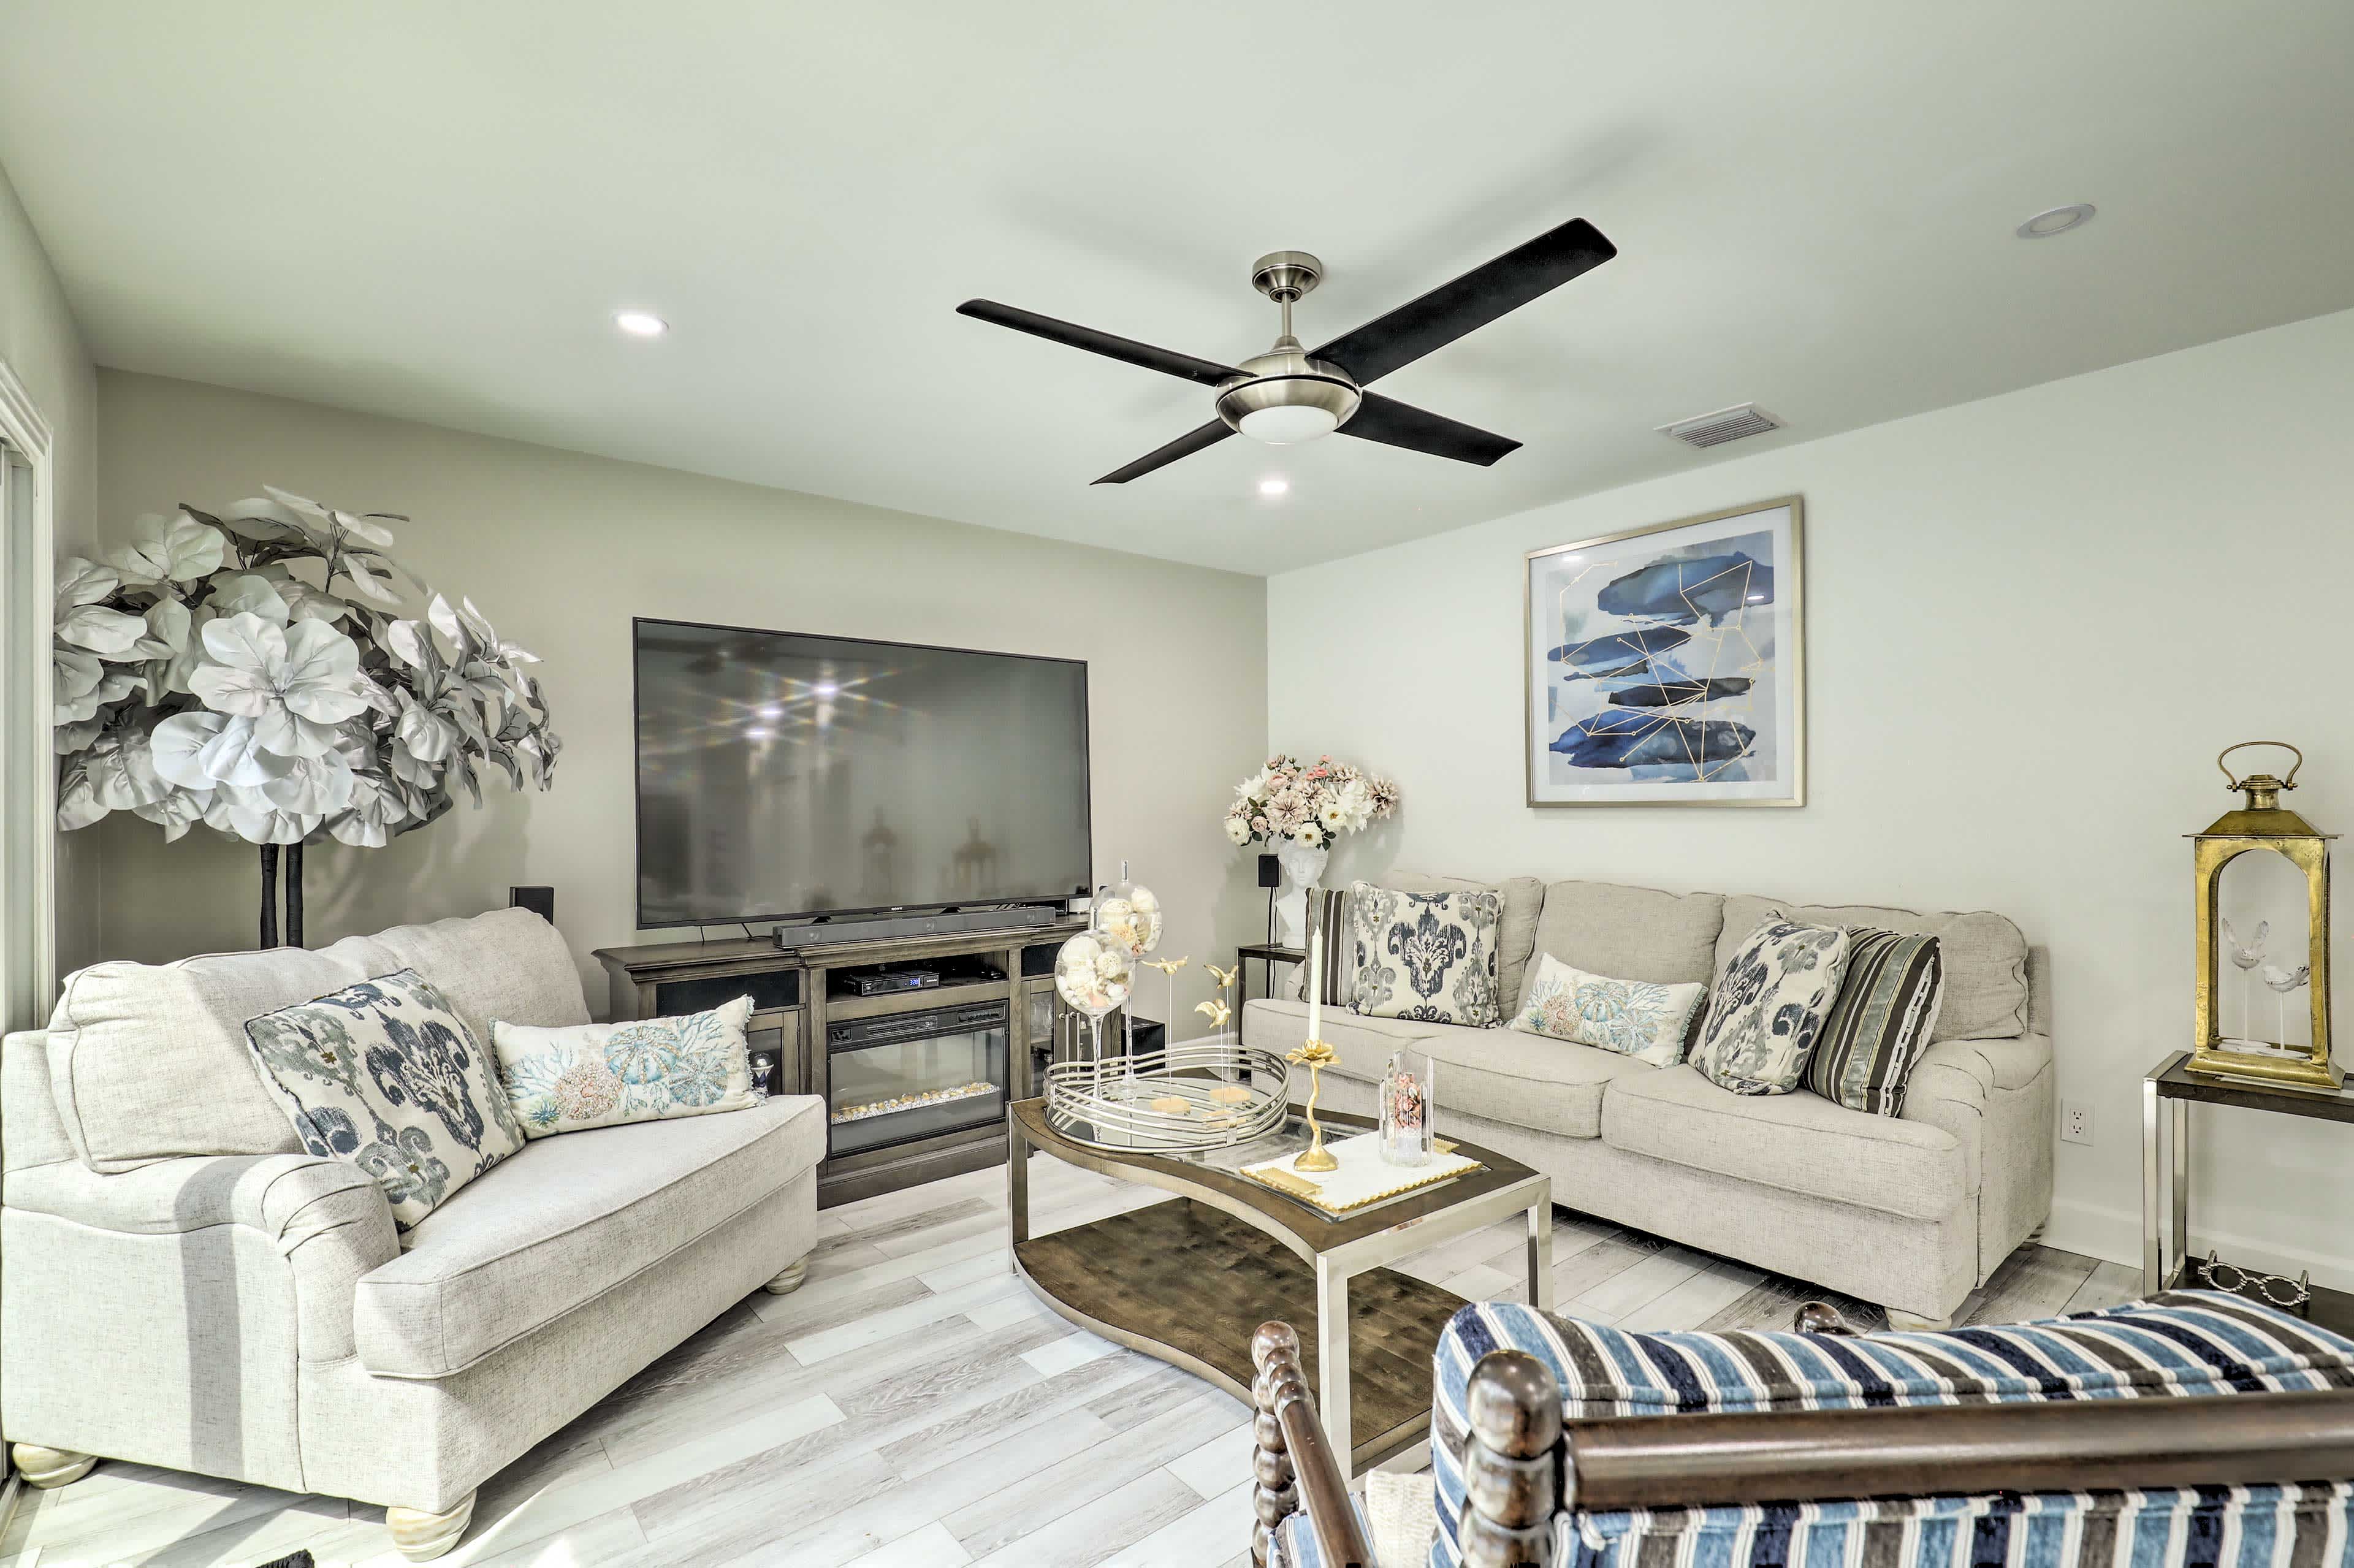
[1286,1038,1340,1172]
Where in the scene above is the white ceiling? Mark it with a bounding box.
[3,2,2350,574]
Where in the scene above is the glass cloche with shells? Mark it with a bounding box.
[1051,929,1133,1062]
[51,488,560,948]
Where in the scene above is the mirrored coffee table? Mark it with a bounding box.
[1007,1097,1552,1473]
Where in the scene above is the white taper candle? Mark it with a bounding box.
[1307,921,1323,1042]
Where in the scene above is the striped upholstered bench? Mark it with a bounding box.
[1255,1291,2354,1568]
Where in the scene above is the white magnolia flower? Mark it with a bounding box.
[108,512,226,585]
[189,613,369,758]
[257,753,357,815]
[55,650,137,723]
[202,783,322,845]
[151,710,297,789]
[55,771,107,831]
[1224,815,1252,846]
[53,555,147,654]
[1317,801,1349,831]
[1235,768,1271,802]
[131,784,212,843]
[252,563,350,623]
[206,574,291,624]
[85,727,172,810]
[330,771,411,848]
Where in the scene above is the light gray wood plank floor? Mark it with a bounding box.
[2,1155,2130,1568]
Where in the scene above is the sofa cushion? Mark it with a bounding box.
[352,1092,825,1377]
[1509,954,1707,1068]
[46,946,363,1172]
[1601,1064,1971,1219]
[494,995,760,1137]
[1254,998,1651,1139]
[1716,894,2027,1042]
[319,907,588,1049]
[1524,881,1726,1010]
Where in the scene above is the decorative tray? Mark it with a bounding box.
[1043,1041,1289,1153]
[1241,1132,1484,1216]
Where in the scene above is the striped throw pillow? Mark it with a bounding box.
[1298,886,1355,1007]
[1807,927,1945,1115]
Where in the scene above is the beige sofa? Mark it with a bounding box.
[1242,876,2052,1328]
[1,907,824,1561]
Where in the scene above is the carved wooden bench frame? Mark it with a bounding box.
[1249,1303,2354,1568]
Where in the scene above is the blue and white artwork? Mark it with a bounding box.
[1526,499,1804,805]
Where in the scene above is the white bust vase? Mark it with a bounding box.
[1273,840,1330,946]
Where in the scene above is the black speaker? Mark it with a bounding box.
[508,886,555,924]
[1257,854,1281,889]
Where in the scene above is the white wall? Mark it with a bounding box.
[0,158,99,983]
[89,370,1270,1030]
[1271,306,2354,1285]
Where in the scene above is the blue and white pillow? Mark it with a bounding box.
[244,968,528,1231]
[492,995,758,1138]
[1510,954,1707,1067]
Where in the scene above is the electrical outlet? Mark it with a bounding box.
[2062,1100,2094,1145]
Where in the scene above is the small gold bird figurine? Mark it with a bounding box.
[1143,956,1189,976]
[1195,997,1232,1031]
[1204,962,1239,991]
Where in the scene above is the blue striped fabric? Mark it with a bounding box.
[1421,1291,2354,1568]
[1274,1491,1376,1568]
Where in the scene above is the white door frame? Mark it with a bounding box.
[0,355,57,1034]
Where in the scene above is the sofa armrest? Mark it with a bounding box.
[1894,1038,1994,1174]
[5,1152,397,1361]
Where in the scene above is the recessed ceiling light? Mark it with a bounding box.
[755,703,783,720]
[614,309,669,337]
[811,680,839,699]
[744,726,773,741]
[1258,478,1289,497]
[2016,204,2096,240]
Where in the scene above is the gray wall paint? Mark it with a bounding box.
[0,158,100,981]
[1270,306,2354,1287]
[87,370,1271,1029]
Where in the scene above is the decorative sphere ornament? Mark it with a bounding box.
[1095,861,1162,958]
[1054,931,1132,1019]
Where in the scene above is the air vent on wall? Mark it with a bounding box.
[1657,403,1784,449]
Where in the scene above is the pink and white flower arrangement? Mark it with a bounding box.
[1223,753,1398,851]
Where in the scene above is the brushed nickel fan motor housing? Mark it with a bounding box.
[1214,341,1362,436]
[1219,252,1360,438]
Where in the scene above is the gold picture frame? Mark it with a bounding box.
[1524,495,1806,808]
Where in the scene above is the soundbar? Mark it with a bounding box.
[771,904,1056,952]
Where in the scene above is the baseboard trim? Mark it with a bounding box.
[2046,1196,2354,1295]
[0,1469,25,1546]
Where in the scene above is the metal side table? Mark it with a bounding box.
[2143,1051,2354,1332]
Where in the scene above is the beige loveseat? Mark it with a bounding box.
[1241,876,2051,1328]
[1,908,824,1561]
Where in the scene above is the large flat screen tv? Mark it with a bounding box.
[633,618,1091,929]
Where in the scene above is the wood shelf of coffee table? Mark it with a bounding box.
[1005,1097,1553,1474]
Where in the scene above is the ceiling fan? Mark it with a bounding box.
[957,217,1615,484]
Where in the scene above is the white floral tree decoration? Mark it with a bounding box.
[54,489,560,946]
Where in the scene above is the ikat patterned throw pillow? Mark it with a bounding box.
[1691,919,1853,1095]
[1349,881,1504,1027]
[243,969,529,1233]
[1510,953,1708,1067]
[492,995,758,1138]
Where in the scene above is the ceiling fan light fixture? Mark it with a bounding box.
[1216,339,1361,444]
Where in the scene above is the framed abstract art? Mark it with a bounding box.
[1525,496,1805,807]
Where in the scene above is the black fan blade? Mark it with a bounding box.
[1341,393,1520,466]
[1311,219,1616,386]
[957,300,1240,388]
[1094,419,1234,484]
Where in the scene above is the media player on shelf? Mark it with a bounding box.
[851,968,938,997]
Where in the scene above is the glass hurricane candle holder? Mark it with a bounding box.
[1053,931,1132,1064]
[1379,1048,1436,1166]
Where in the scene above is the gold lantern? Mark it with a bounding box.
[2189,742,2337,1090]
